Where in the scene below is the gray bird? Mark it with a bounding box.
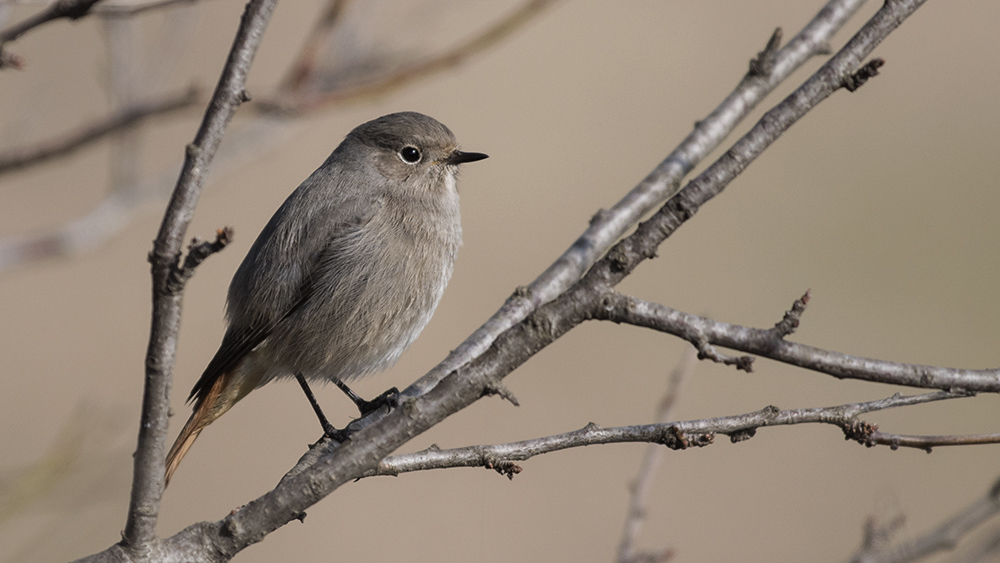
[165,112,487,485]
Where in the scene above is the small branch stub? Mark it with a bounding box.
[486,459,522,480]
[770,289,811,338]
[842,419,879,447]
[661,425,714,450]
[844,57,886,92]
[165,227,234,294]
[482,378,520,406]
[749,28,783,77]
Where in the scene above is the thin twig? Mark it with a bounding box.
[0,0,105,67]
[165,227,234,293]
[0,87,199,176]
[405,0,870,399]
[946,524,1000,563]
[121,0,276,555]
[596,292,1000,393]
[617,346,696,563]
[263,0,561,114]
[869,432,1000,452]
[95,0,200,17]
[848,475,1000,563]
[362,391,967,478]
[276,0,351,94]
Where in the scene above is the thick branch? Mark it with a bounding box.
[406,0,869,399]
[596,292,1000,393]
[0,87,199,176]
[122,0,275,556]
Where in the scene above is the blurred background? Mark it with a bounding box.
[1,1,999,562]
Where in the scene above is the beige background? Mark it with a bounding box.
[1,1,999,562]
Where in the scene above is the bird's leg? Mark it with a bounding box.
[295,373,342,439]
[330,378,399,417]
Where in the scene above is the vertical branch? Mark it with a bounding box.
[616,346,697,563]
[122,0,277,554]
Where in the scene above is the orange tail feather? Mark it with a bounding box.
[164,371,235,487]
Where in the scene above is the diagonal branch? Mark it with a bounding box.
[617,346,696,563]
[94,0,201,17]
[265,0,562,114]
[848,475,1000,563]
[406,0,869,399]
[0,87,199,176]
[0,0,105,68]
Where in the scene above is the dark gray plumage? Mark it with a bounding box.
[165,112,487,485]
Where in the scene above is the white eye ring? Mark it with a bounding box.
[399,146,421,164]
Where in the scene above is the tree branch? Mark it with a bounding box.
[869,432,1000,452]
[94,0,201,17]
[617,347,695,563]
[0,87,199,176]
[122,0,275,556]
[595,291,1000,393]
[0,0,106,68]
[405,0,869,399]
[848,475,1000,563]
[359,391,968,479]
[263,0,562,114]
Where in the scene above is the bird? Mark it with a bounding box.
[164,112,487,486]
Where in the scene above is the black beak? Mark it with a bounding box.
[445,150,489,165]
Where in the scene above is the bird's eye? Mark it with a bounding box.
[399,146,421,163]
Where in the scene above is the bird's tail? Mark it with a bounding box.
[164,371,239,487]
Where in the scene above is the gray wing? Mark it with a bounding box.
[188,171,380,404]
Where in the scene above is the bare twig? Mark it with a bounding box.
[617,346,696,563]
[868,432,1000,452]
[0,87,199,176]
[947,524,1000,563]
[360,391,968,479]
[0,0,105,67]
[94,0,200,17]
[770,289,810,338]
[122,0,276,556]
[165,227,234,293]
[848,475,1000,563]
[405,0,870,399]
[263,0,561,114]
[595,292,1000,393]
[276,0,353,94]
